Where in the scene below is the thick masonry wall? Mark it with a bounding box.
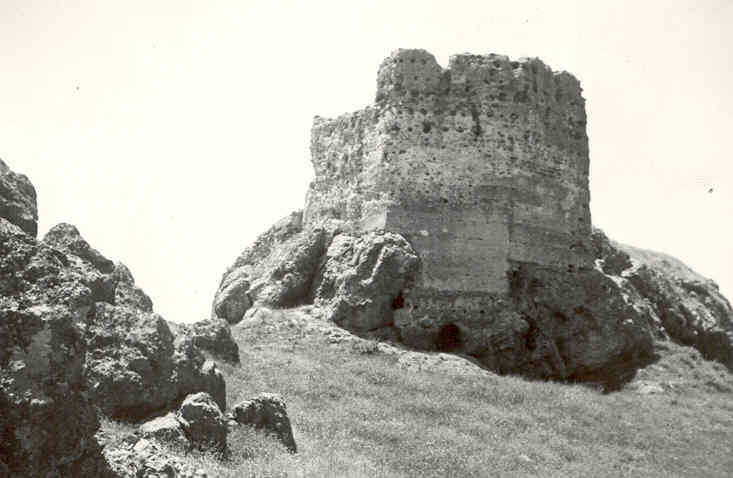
[304,49,593,300]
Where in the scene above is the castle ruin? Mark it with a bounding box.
[304,49,593,327]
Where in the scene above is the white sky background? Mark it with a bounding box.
[1,0,731,323]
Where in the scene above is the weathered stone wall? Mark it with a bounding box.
[305,49,592,304]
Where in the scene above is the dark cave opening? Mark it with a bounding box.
[435,323,462,352]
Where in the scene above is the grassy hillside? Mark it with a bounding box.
[114,307,732,477]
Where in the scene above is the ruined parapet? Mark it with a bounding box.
[304,49,592,310]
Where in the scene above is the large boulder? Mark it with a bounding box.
[0,219,110,476]
[176,392,228,452]
[504,264,656,383]
[312,231,421,331]
[213,211,334,324]
[231,393,297,453]
[0,159,37,237]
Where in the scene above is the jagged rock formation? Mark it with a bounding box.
[0,158,37,237]
[594,229,733,369]
[312,230,421,332]
[36,222,228,420]
[214,49,732,383]
[0,207,111,475]
[213,211,331,324]
[0,160,238,475]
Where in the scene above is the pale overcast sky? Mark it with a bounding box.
[2,1,731,323]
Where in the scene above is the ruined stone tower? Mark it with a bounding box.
[215,48,730,381]
[304,49,593,320]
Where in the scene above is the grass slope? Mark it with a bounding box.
[123,307,733,477]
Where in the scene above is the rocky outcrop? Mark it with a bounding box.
[0,219,111,476]
[0,159,37,237]
[85,301,226,419]
[231,393,297,453]
[312,231,420,332]
[43,223,115,273]
[506,264,655,381]
[213,221,421,333]
[213,211,336,324]
[32,221,228,420]
[628,267,732,368]
[593,228,733,370]
[217,213,662,384]
[391,259,658,384]
[0,161,233,474]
